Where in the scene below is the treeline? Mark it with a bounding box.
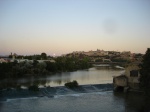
[47,57,91,72]
[9,52,50,60]
[0,57,92,80]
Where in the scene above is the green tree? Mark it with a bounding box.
[140,48,150,95]
[65,80,79,88]
[33,60,39,67]
[46,62,57,72]
[41,53,47,59]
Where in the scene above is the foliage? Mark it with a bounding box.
[33,60,39,67]
[23,54,52,60]
[0,55,91,80]
[95,59,103,62]
[46,62,57,72]
[0,63,13,79]
[28,85,39,91]
[41,53,47,59]
[111,58,130,63]
[140,48,150,95]
[65,80,79,88]
[24,55,41,60]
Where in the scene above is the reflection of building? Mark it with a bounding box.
[113,64,140,92]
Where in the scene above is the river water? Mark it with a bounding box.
[0,91,148,112]
[48,67,124,87]
[0,66,125,88]
[0,66,150,112]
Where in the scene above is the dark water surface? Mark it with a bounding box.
[0,91,149,112]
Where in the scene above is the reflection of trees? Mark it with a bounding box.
[0,77,48,89]
[21,77,48,87]
[113,92,150,111]
[0,72,72,89]
[39,77,47,86]
[50,73,71,85]
[53,79,62,85]
[0,80,19,89]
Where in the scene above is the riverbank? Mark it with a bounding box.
[0,83,113,102]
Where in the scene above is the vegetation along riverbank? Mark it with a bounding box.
[0,55,92,80]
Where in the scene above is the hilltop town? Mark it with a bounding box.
[64,49,143,63]
[0,49,143,64]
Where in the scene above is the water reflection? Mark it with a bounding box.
[113,92,150,111]
[0,67,124,89]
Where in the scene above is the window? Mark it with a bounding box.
[130,70,138,77]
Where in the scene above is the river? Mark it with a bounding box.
[0,91,148,112]
[0,66,150,112]
[0,66,125,88]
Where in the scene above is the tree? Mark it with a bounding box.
[41,52,47,60]
[65,80,79,88]
[140,48,150,95]
[33,60,39,67]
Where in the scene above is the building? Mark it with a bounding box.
[0,58,8,63]
[113,75,128,90]
[125,64,140,89]
[113,63,140,92]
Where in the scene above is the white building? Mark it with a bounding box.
[0,58,8,63]
[113,63,140,91]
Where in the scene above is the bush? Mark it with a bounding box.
[28,85,39,91]
[65,80,79,88]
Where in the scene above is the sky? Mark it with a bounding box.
[0,0,150,56]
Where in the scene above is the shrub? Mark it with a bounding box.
[65,80,79,88]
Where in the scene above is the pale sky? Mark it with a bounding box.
[0,0,150,56]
